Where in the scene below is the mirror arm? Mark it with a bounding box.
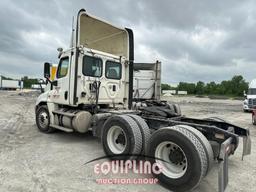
[45,77,55,90]
[45,77,52,84]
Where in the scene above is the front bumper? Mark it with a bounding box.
[243,104,252,111]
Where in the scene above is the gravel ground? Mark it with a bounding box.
[0,91,255,192]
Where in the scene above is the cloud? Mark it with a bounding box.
[0,0,256,83]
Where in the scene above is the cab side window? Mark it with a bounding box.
[105,61,122,79]
[57,57,69,78]
[83,55,103,77]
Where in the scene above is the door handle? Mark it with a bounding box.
[64,91,68,100]
[113,85,116,92]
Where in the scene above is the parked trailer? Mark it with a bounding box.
[31,84,46,89]
[177,90,188,95]
[35,9,251,192]
[162,90,176,95]
[0,76,23,90]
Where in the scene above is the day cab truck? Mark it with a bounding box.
[35,9,251,192]
[243,79,256,112]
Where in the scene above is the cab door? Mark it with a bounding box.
[51,54,71,105]
[97,60,125,104]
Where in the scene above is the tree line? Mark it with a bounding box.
[161,75,248,97]
[21,76,39,88]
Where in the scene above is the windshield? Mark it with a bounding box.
[248,88,256,95]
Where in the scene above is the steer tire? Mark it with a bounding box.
[36,105,55,133]
[127,114,151,155]
[147,126,207,192]
[102,115,143,160]
[175,125,214,176]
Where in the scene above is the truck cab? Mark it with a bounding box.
[40,10,132,107]
[243,79,256,112]
[47,48,127,107]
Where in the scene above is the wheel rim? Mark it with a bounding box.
[38,111,49,129]
[107,126,127,154]
[155,141,187,179]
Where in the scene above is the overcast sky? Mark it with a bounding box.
[0,0,256,84]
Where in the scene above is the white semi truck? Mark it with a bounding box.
[35,9,251,192]
[243,79,256,112]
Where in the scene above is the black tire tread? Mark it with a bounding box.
[148,126,208,191]
[119,115,143,156]
[102,115,143,159]
[170,126,208,186]
[175,125,213,176]
[127,114,151,154]
[36,105,55,133]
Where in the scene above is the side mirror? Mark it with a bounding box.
[44,62,51,79]
[243,90,247,99]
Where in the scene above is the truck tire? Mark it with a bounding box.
[102,115,143,160]
[147,126,207,192]
[36,105,55,133]
[173,104,181,116]
[174,125,213,176]
[127,114,151,155]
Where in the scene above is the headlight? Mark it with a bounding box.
[244,100,248,105]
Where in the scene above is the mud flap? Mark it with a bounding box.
[218,154,229,192]
[218,129,251,192]
[218,137,232,192]
[242,130,251,160]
